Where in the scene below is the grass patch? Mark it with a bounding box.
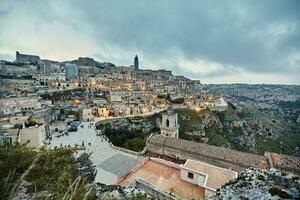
[26,148,96,200]
[0,144,37,200]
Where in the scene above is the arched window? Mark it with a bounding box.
[166,119,169,127]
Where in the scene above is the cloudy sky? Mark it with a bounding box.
[0,0,299,84]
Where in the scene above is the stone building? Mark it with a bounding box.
[180,159,238,197]
[209,97,228,112]
[37,73,66,86]
[16,51,40,64]
[110,89,125,102]
[9,114,30,124]
[2,79,35,93]
[81,108,94,121]
[0,97,43,115]
[97,107,110,119]
[160,109,179,138]
[0,127,19,146]
[19,124,46,148]
[65,63,79,80]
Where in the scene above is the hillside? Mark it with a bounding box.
[95,104,299,156]
[176,104,300,156]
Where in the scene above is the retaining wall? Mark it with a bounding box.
[132,179,177,200]
[116,157,149,184]
[110,143,141,156]
[149,157,181,169]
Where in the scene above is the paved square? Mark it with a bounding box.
[98,154,138,176]
[48,122,139,184]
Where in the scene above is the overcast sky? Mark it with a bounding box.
[0,0,299,84]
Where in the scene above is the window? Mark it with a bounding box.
[166,119,169,127]
[188,172,194,179]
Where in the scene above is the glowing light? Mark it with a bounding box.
[74,99,81,104]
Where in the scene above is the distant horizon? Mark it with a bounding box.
[0,0,299,84]
[1,50,300,85]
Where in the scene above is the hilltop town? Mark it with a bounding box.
[0,51,299,200]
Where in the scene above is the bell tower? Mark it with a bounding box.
[160,109,179,138]
[134,54,139,70]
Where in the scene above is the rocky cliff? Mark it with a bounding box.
[210,168,300,200]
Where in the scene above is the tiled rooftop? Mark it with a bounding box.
[148,135,269,168]
[270,152,300,172]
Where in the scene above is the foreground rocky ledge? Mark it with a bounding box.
[210,168,300,200]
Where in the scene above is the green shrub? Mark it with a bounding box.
[0,144,36,200]
[123,138,146,152]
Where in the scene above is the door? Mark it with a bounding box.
[197,175,205,187]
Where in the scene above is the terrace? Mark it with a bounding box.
[118,159,205,199]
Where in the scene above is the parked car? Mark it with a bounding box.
[68,125,78,132]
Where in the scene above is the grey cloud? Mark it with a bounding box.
[68,0,300,73]
[0,0,299,82]
[0,53,14,61]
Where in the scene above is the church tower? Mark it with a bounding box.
[134,54,139,70]
[160,109,179,138]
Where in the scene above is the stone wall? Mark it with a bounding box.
[110,143,140,156]
[132,179,177,200]
[147,135,268,172]
[149,157,181,169]
[116,157,149,184]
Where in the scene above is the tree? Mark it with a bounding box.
[123,138,145,152]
